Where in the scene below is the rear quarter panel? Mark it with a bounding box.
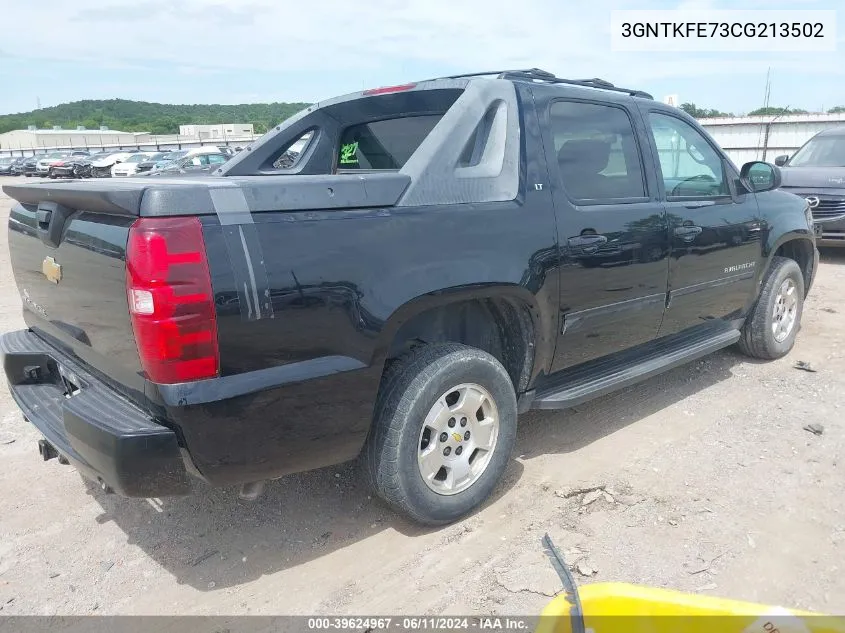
[161,194,559,485]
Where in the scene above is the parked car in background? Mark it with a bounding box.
[148,149,188,172]
[90,151,135,177]
[36,152,73,176]
[135,151,172,174]
[148,147,223,172]
[52,151,111,179]
[111,152,155,177]
[22,156,42,177]
[145,151,229,176]
[776,126,845,248]
[10,157,29,175]
[0,157,14,175]
[49,155,94,179]
[36,150,90,175]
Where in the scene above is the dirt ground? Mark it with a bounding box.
[0,175,843,618]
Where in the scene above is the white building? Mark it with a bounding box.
[699,112,845,165]
[0,126,143,152]
[179,123,254,139]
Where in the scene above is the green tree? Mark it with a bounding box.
[0,98,312,135]
[747,106,808,116]
[679,103,732,118]
[828,106,845,114]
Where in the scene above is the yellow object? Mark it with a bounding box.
[537,582,845,633]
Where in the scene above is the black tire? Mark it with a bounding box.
[738,256,804,360]
[363,343,517,525]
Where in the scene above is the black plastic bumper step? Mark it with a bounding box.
[527,325,740,411]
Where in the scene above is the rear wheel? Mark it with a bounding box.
[363,343,517,525]
[738,256,804,360]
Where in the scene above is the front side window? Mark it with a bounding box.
[548,101,646,201]
[337,115,444,170]
[648,112,728,198]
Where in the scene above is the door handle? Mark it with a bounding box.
[568,234,608,253]
[674,225,702,242]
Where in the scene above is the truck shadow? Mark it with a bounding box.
[86,347,742,591]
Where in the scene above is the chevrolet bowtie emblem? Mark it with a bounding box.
[452,432,463,443]
[42,256,62,284]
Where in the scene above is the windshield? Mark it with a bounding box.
[88,152,113,160]
[46,152,67,159]
[165,150,188,161]
[147,152,169,161]
[0,157,12,164]
[788,136,845,167]
[125,154,148,163]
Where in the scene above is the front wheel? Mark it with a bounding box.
[738,256,804,360]
[363,343,517,525]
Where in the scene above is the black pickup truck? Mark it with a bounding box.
[0,69,818,525]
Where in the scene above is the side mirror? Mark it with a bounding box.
[774,155,789,167]
[740,161,781,193]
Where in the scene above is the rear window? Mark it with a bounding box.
[337,115,443,170]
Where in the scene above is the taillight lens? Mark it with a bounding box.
[126,217,219,383]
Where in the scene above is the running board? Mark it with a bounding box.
[526,327,741,411]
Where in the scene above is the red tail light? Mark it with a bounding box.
[126,217,219,384]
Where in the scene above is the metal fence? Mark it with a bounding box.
[700,112,845,166]
[0,133,259,158]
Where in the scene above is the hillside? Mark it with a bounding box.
[0,98,312,136]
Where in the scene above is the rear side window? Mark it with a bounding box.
[337,115,444,170]
[549,101,647,202]
[272,130,314,169]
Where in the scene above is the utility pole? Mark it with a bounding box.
[756,68,772,160]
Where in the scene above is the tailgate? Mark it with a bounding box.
[5,185,145,400]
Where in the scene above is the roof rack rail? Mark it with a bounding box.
[426,68,653,99]
[499,70,654,99]
[429,68,556,81]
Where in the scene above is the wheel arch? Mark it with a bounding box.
[762,234,816,297]
[374,285,553,394]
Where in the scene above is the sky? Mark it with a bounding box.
[0,0,842,116]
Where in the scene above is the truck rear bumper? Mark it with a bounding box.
[0,329,191,497]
